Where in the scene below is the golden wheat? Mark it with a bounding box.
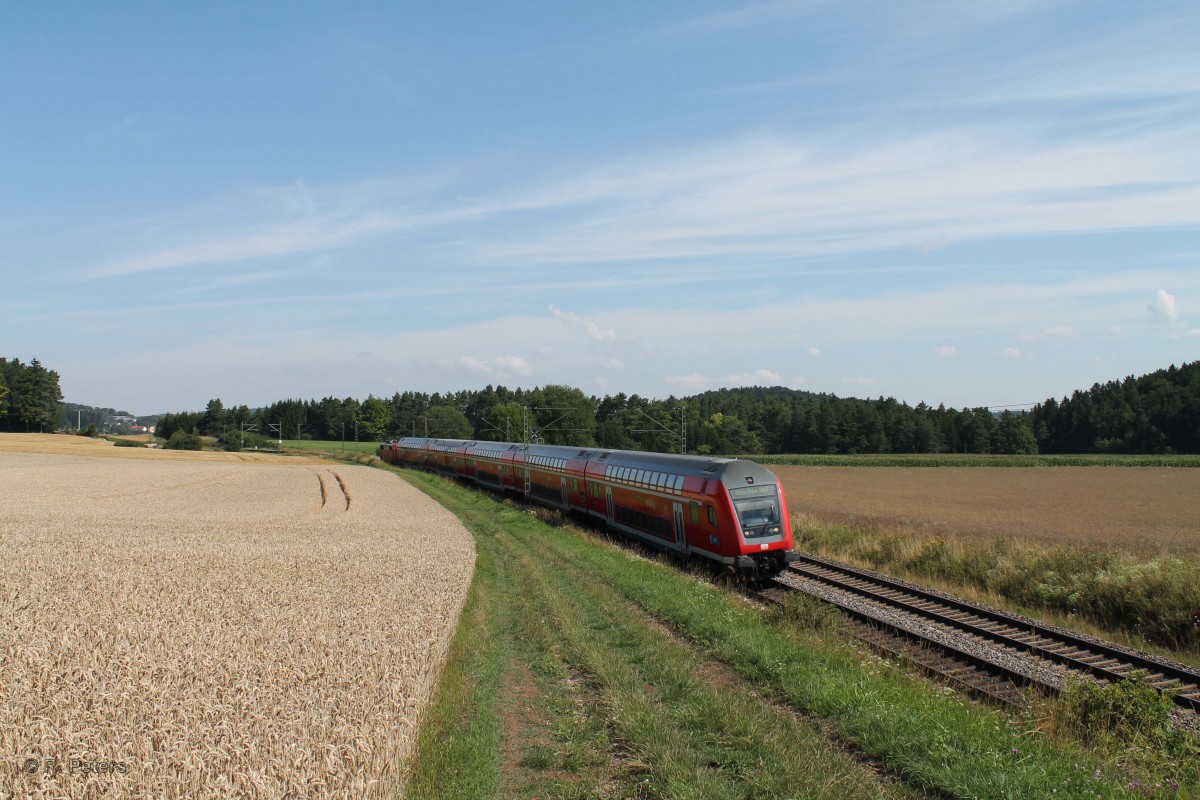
[0,448,474,799]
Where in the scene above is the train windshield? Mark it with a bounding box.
[733,497,780,528]
[729,485,781,529]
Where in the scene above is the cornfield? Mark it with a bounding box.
[0,443,475,798]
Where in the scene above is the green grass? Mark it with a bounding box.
[281,438,379,455]
[101,435,144,448]
[394,466,1199,799]
[748,453,1200,467]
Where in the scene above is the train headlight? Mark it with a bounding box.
[771,526,779,534]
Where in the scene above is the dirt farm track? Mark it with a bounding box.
[0,434,475,799]
[775,465,1200,555]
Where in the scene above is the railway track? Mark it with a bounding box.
[764,553,1200,714]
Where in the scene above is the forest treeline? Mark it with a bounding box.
[0,357,64,433]
[153,360,1199,455]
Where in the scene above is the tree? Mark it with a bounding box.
[994,411,1037,454]
[424,405,472,439]
[202,398,227,436]
[356,396,392,441]
[528,384,596,446]
[482,402,523,441]
[8,359,63,432]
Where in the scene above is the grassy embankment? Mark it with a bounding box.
[281,438,379,455]
[389,467,1198,800]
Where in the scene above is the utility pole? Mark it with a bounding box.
[240,422,259,450]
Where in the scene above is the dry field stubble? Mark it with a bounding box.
[0,442,474,799]
[775,466,1200,554]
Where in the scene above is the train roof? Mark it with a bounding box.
[393,436,773,482]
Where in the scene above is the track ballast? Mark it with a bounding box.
[765,553,1200,715]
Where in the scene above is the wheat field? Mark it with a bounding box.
[0,442,474,799]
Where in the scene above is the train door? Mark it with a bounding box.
[560,477,567,508]
[605,487,614,523]
[673,502,685,551]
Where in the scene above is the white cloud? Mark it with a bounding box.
[1001,347,1024,359]
[1149,289,1184,327]
[1188,329,1200,338]
[726,368,781,385]
[791,375,807,386]
[494,356,533,375]
[459,355,491,374]
[806,346,822,357]
[934,345,957,357]
[841,377,878,386]
[594,376,610,391]
[666,374,708,389]
[459,355,532,376]
[604,357,624,369]
[549,305,617,341]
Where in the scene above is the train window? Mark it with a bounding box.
[707,505,718,528]
[635,470,645,485]
[690,501,700,523]
[674,475,685,491]
[656,474,668,489]
[570,478,578,492]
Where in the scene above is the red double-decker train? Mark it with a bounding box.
[379,436,799,574]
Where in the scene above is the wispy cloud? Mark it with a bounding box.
[934,346,957,357]
[88,110,1200,283]
[549,305,617,341]
[726,368,781,385]
[666,374,708,389]
[649,0,829,38]
[1018,325,1080,342]
[459,355,532,377]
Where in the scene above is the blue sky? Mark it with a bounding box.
[3,1,1198,413]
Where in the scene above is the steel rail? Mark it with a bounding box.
[787,553,1200,713]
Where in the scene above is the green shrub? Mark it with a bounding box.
[163,431,203,451]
